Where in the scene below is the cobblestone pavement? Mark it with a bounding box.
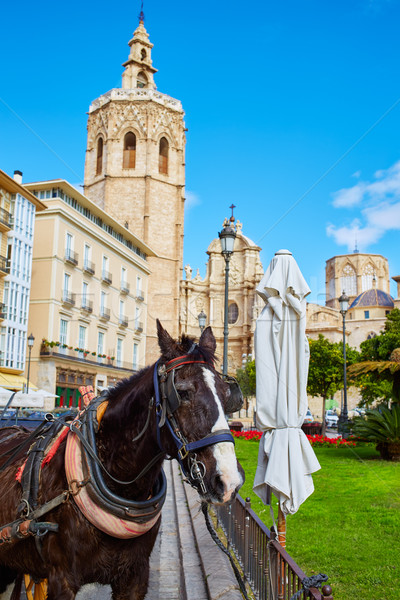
[1,460,241,600]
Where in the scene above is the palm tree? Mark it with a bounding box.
[349,349,400,460]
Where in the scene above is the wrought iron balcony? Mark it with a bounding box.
[83,260,95,275]
[81,299,93,313]
[0,207,12,229]
[0,256,8,275]
[65,249,78,266]
[62,291,75,306]
[135,322,143,333]
[136,291,145,302]
[120,282,130,295]
[0,302,6,319]
[99,307,110,321]
[101,270,112,285]
[119,316,128,328]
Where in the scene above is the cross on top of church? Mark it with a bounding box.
[138,0,145,23]
[229,204,236,223]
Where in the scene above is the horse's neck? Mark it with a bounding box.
[96,372,162,499]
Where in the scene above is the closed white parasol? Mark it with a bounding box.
[253,249,320,521]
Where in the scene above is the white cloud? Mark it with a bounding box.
[326,221,383,251]
[366,201,400,230]
[328,159,400,250]
[185,190,201,212]
[332,183,366,208]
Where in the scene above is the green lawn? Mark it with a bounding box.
[235,438,400,600]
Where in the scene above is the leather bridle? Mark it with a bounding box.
[154,351,236,495]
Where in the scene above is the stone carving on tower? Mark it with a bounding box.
[83,16,186,362]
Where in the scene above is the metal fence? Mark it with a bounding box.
[213,495,333,600]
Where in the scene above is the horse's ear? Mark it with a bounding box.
[157,319,178,359]
[199,326,216,356]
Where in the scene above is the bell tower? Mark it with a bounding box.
[83,15,186,362]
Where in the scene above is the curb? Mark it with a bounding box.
[181,471,243,600]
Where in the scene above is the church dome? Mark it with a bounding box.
[349,288,394,309]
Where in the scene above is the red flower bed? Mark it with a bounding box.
[231,430,262,441]
[231,429,357,447]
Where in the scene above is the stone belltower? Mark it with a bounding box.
[84,17,186,362]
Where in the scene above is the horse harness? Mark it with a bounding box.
[154,351,243,494]
[0,351,243,546]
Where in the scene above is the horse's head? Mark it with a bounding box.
[156,320,244,505]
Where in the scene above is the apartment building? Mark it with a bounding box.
[24,179,155,407]
[0,169,46,389]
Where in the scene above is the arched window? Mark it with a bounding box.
[340,264,357,296]
[362,264,375,291]
[159,137,169,174]
[96,138,103,175]
[137,71,147,88]
[228,302,239,324]
[123,132,136,169]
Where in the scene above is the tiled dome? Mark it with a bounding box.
[349,288,394,309]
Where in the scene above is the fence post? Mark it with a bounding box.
[244,497,251,579]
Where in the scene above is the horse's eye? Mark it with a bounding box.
[178,390,191,404]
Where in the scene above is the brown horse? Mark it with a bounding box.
[0,322,244,599]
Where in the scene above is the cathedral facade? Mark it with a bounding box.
[180,219,264,373]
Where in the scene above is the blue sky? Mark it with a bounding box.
[1,0,400,303]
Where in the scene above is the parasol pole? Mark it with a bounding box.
[277,506,286,548]
[277,505,286,599]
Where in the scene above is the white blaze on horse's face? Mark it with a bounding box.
[202,368,243,503]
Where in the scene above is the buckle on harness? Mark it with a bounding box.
[178,445,189,461]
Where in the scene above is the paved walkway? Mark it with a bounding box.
[2,461,241,600]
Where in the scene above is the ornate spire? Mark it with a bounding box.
[122,11,157,90]
[138,0,145,23]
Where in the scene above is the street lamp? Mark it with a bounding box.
[338,292,349,437]
[198,310,207,334]
[26,333,35,393]
[219,218,236,376]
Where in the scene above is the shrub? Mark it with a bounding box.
[353,404,400,460]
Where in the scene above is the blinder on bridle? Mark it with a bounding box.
[222,374,244,414]
[154,349,242,495]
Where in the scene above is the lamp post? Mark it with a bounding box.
[219,218,236,376]
[338,292,349,437]
[26,333,35,393]
[198,310,207,334]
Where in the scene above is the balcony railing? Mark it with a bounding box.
[62,291,75,306]
[101,270,112,285]
[0,256,9,275]
[0,207,12,229]
[65,249,78,266]
[136,291,145,302]
[119,316,128,327]
[40,344,134,371]
[83,260,95,275]
[99,307,110,321]
[120,282,130,295]
[81,299,93,313]
[135,322,143,333]
[0,302,6,319]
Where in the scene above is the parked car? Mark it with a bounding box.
[303,409,314,423]
[325,410,339,428]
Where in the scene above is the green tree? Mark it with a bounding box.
[236,358,256,415]
[349,308,400,406]
[307,335,359,436]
